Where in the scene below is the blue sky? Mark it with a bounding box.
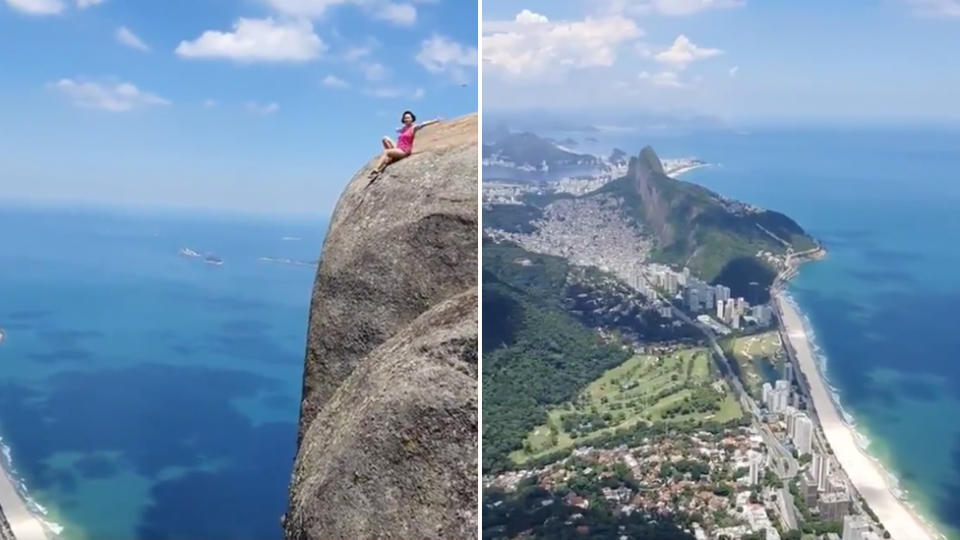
[0,0,477,217]
[482,0,960,127]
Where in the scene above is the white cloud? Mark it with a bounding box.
[363,86,423,99]
[264,0,418,25]
[899,0,960,16]
[601,0,744,16]
[415,34,477,83]
[245,101,280,115]
[116,26,150,52]
[728,65,739,77]
[654,35,722,69]
[50,78,170,112]
[638,70,686,87]
[361,62,388,81]
[4,0,105,14]
[176,18,325,63]
[483,10,642,77]
[376,2,415,24]
[515,8,547,24]
[203,99,218,108]
[4,0,65,15]
[322,74,349,88]
[343,43,375,61]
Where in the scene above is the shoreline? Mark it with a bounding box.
[773,284,942,540]
[0,443,50,540]
[667,163,708,178]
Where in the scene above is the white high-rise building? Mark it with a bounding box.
[764,379,790,413]
[724,298,736,323]
[666,273,678,294]
[752,305,773,326]
[704,287,715,310]
[687,288,700,312]
[842,514,872,540]
[748,452,763,486]
[774,388,788,412]
[812,452,832,491]
[762,382,773,406]
[717,299,725,320]
[736,297,748,314]
[783,361,795,384]
[731,311,741,330]
[792,412,813,456]
[716,284,731,302]
[784,406,798,438]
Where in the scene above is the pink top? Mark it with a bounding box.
[397,125,415,153]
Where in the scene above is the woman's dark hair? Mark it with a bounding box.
[401,110,416,123]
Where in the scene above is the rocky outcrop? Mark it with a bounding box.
[0,510,13,540]
[285,114,478,540]
[628,145,674,245]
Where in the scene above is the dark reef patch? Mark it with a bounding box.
[0,363,292,539]
[136,422,295,540]
[27,348,94,363]
[75,454,119,479]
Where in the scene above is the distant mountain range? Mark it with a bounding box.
[482,129,600,173]
[483,110,731,135]
[482,127,636,183]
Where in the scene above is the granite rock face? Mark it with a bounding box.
[285,113,478,540]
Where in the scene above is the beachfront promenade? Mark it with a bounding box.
[0,468,47,540]
[775,292,937,540]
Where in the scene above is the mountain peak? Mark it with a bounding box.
[285,113,478,540]
[633,145,665,176]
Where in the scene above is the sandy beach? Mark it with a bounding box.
[775,292,940,540]
[667,163,708,178]
[0,458,48,540]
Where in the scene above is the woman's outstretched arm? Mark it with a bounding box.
[415,117,442,131]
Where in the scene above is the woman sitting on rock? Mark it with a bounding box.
[369,110,441,179]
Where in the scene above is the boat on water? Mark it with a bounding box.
[204,254,224,266]
[178,247,201,258]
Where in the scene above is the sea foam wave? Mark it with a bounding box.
[0,435,64,537]
[783,288,950,538]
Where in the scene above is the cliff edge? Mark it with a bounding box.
[284,113,478,540]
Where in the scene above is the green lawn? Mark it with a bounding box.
[723,331,785,399]
[510,347,742,464]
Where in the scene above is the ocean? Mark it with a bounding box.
[556,125,960,538]
[0,206,326,540]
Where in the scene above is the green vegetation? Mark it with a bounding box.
[482,203,543,234]
[483,482,695,540]
[721,331,786,399]
[482,240,708,473]
[510,348,743,464]
[482,275,631,473]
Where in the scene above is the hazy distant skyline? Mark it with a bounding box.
[483,1,960,126]
[0,0,478,216]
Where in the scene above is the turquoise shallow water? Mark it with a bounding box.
[511,125,960,537]
[0,206,326,539]
[666,127,960,538]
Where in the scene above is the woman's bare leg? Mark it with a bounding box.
[369,148,408,178]
[382,136,395,149]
